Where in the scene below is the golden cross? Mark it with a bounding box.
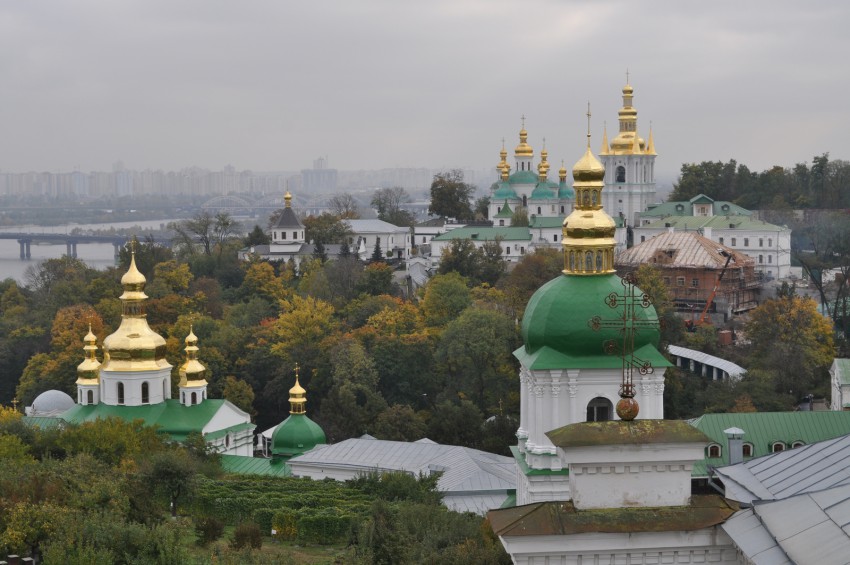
[626,68,630,84]
[11,398,18,411]
[586,102,592,146]
[294,362,300,379]
[521,114,526,129]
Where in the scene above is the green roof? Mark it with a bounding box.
[558,182,575,199]
[517,274,671,370]
[547,420,710,448]
[640,214,786,232]
[529,216,564,229]
[530,182,557,200]
[689,411,850,477]
[488,495,737,537]
[271,413,326,458]
[204,422,255,441]
[21,416,66,429]
[433,227,532,242]
[493,181,519,199]
[60,399,231,441]
[642,197,751,218]
[511,446,568,477]
[508,170,539,184]
[494,200,514,219]
[220,455,292,477]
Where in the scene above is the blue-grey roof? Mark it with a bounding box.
[346,219,407,232]
[668,344,745,380]
[288,437,515,515]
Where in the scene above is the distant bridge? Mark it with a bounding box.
[0,232,173,260]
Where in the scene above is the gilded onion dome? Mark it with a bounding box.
[271,365,326,459]
[497,140,509,174]
[561,120,616,276]
[76,324,101,384]
[284,191,293,207]
[101,250,170,371]
[515,120,533,157]
[609,82,645,155]
[178,327,208,386]
[540,142,550,176]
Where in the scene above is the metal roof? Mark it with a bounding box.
[616,231,753,269]
[668,344,746,380]
[689,412,850,478]
[346,219,408,233]
[432,226,532,242]
[833,359,850,386]
[639,214,787,232]
[219,454,292,477]
[287,437,515,515]
[722,483,850,565]
[714,433,850,505]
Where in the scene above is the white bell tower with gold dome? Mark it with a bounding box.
[98,249,172,406]
[599,77,657,228]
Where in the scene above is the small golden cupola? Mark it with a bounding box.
[540,139,550,176]
[284,191,293,207]
[609,79,645,155]
[497,139,510,176]
[269,363,327,460]
[289,364,307,415]
[75,323,101,405]
[179,326,208,406]
[515,120,533,157]
[561,107,616,276]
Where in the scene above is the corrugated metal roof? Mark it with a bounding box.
[640,214,787,232]
[715,433,850,505]
[288,437,515,515]
[668,344,745,380]
[722,483,850,565]
[432,226,532,242]
[689,412,850,478]
[616,231,752,269]
[833,359,850,386]
[346,219,407,232]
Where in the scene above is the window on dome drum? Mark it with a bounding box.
[792,441,805,449]
[163,381,168,399]
[742,443,753,457]
[616,166,626,183]
[117,382,124,405]
[87,390,93,404]
[707,444,722,458]
[78,390,81,403]
[771,442,785,453]
[191,392,197,405]
[141,382,149,404]
[586,397,612,422]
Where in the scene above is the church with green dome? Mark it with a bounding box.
[267,366,326,461]
[512,117,670,505]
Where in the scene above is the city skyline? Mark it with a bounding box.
[1,1,847,179]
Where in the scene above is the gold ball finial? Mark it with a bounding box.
[284,191,292,208]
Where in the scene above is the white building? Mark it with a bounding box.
[634,194,792,279]
[345,218,411,261]
[430,226,533,265]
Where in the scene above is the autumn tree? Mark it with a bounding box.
[428,170,475,220]
[223,375,256,417]
[745,295,834,398]
[437,238,505,287]
[500,248,562,319]
[421,272,472,327]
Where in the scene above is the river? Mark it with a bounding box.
[0,219,185,284]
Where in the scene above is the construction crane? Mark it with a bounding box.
[686,249,734,331]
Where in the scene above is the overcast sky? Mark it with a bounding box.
[1,1,847,182]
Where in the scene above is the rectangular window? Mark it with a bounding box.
[663,277,671,285]
[691,279,699,287]
[282,232,287,240]
[731,238,737,246]
[677,277,685,286]
[744,238,749,246]
[759,238,763,247]
[719,237,724,245]
[553,234,558,242]
[759,255,764,264]
[768,255,772,263]
[422,236,426,243]
[520,247,525,254]
[293,231,297,239]
[505,247,510,255]
[641,236,645,242]
[769,238,773,247]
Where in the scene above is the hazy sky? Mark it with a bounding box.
[1,1,847,181]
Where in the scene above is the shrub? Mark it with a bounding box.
[195,516,225,547]
[230,521,263,550]
[251,508,275,534]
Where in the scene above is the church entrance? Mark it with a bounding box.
[586,397,613,422]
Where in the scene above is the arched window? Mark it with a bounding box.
[522,195,527,207]
[771,442,785,453]
[225,434,231,448]
[87,390,93,404]
[191,392,197,405]
[78,390,82,403]
[791,441,805,449]
[537,206,541,215]
[587,397,613,422]
[182,392,186,404]
[596,251,603,271]
[707,444,722,458]
[117,382,125,405]
[163,380,168,399]
[585,252,593,272]
[560,205,565,214]
[141,382,149,404]
[742,443,753,457]
[616,166,626,183]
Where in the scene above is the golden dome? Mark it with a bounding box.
[609,82,645,154]
[572,146,605,183]
[101,252,170,372]
[559,161,567,182]
[284,191,293,208]
[76,324,101,383]
[179,327,208,386]
[515,124,533,157]
[289,364,307,414]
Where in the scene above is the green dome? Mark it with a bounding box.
[271,414,326,459]
[530,181,557,200]
[517,273,667,371]
[558,181,575,199]
[509,170,539,184]
[493,181,518,199]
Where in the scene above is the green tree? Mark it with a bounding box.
[421,272,472,327]
[136,448,199,518]
[745,295,835,398]
[474,195,491,220]
[510,206,529,227]
[223,376,256,417]
[500,248,562,318]
[244,224,270,246]
[358,262,395,296]
[429,170,475,220]
[372,405,427,442]
[633,264,684,347]
[304,213,352,246]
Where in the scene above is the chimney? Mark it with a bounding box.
[725,427,746,465]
